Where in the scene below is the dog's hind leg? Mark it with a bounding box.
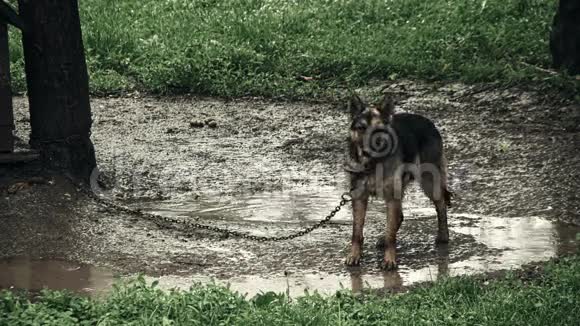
[419,154,450,244]
[433,198,449,244]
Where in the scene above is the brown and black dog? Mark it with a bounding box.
[344,94,451,270]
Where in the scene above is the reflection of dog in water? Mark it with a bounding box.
[349,246,450,293]
[344,94,452,270]
[350,270,403,293]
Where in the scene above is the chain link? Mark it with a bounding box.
[80,185,352,242]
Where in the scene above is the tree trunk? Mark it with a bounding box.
[0,22,14,153]
[0,1,25,30]
[550,0,580,75]
[18,0,96,181]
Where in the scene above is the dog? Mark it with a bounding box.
[344,94,451,270]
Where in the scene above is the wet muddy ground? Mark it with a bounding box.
[1,81,579,297]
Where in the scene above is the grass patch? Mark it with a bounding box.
[1,256,580,325]
[7,0,580,98]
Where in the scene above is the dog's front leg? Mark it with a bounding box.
[345,197,368,266]
[382,199,402,270]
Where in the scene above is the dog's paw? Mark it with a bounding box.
[381,258,398,271]
[345,254,361,266]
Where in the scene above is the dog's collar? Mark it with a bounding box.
[343,159,371,174]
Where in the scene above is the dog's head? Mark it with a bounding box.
[347,94,397,170]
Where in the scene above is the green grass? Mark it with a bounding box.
[6,0,580,98]
[1,256,580,325]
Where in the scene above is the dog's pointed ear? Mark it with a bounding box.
[378,94,395,120]
[349,94,365,118]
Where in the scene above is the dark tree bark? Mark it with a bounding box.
[18,0,96,180]
[0,22,14,153]
[0,1,24,30]
[550,0,580,75]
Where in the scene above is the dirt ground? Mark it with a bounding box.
[1,81,579,296]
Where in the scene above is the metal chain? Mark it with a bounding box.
[80,185,352,242]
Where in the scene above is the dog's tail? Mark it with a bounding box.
[444,187,453,208]
[441,152,453,208]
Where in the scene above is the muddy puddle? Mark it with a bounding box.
[2,81,579,298]
[133,186,579,297]
[137,186,352,224]
[0,257,114,296]
[2,190,578,297]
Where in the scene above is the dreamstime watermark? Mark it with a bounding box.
[349,125,448,202]
[87,147,346,201]
[86,126,457,204]
[363,124,398,158]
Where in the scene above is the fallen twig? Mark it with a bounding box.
[519,62,559,75]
